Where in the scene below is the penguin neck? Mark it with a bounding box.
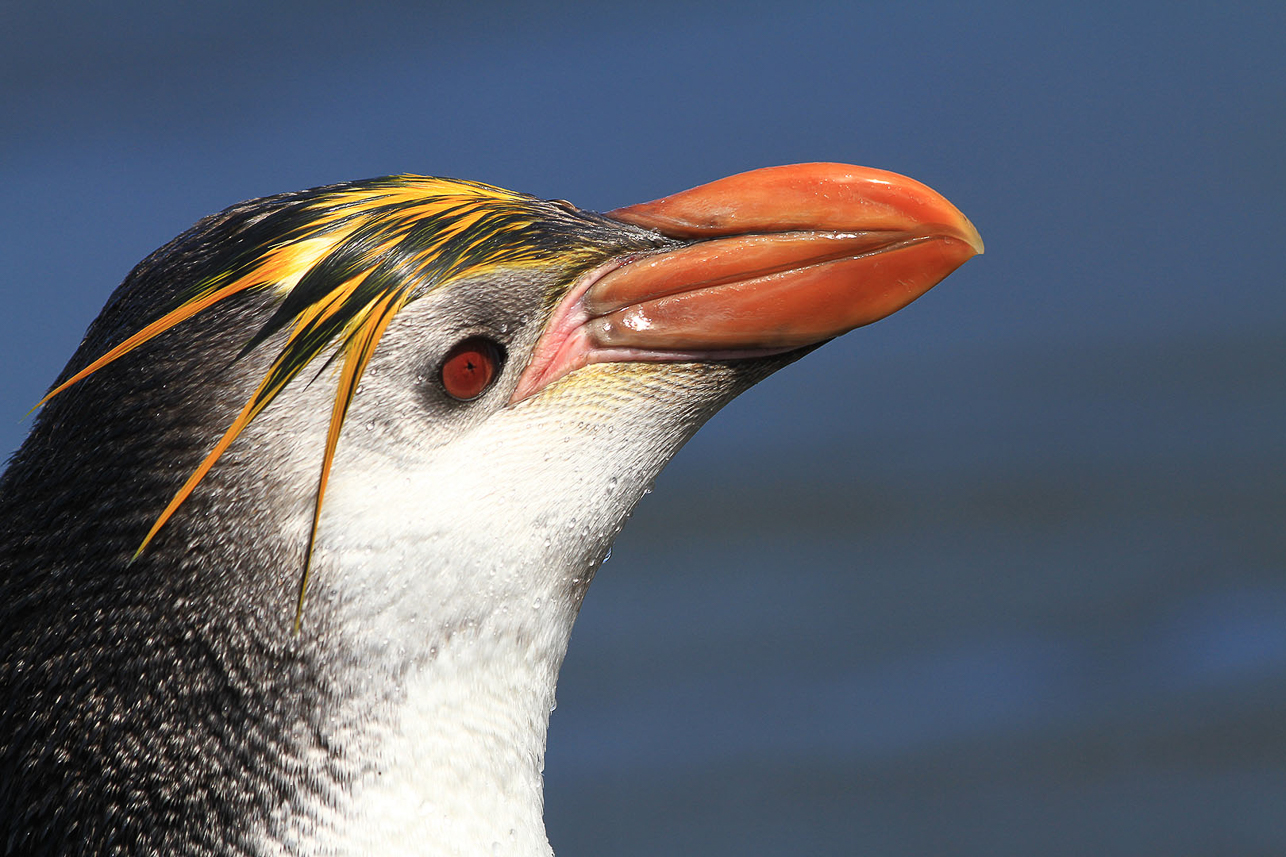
[307,451,603,857]
[325,605,573,857]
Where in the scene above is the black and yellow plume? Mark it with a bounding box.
[38,175,634,627]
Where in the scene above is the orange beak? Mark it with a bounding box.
[513,163,982,401]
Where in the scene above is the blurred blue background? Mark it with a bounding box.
[3,3,1284,854]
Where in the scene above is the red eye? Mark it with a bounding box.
[440,338,502,401]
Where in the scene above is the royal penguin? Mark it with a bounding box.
[0,164,981,856]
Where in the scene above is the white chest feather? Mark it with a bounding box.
[326,634,561,857]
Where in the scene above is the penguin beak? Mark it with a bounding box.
[512,163,983,402]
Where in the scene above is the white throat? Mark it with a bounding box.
[323,622,569,857]
[271,366,728,856]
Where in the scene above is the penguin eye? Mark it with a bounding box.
[439,337,504,401]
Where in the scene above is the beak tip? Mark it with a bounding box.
[961,217,985,256]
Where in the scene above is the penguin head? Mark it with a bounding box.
[27,167,981,644]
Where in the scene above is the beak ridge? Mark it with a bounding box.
[608,162,983,252]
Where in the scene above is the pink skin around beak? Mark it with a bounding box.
[512,163,983,402]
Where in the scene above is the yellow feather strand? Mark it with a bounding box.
[293,289,408,631]
[133,373,274,558]
[36,277,255,409]
[135,277,369,558]
[35,233,351,410]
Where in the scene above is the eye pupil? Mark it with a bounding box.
[441,338,501,401]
